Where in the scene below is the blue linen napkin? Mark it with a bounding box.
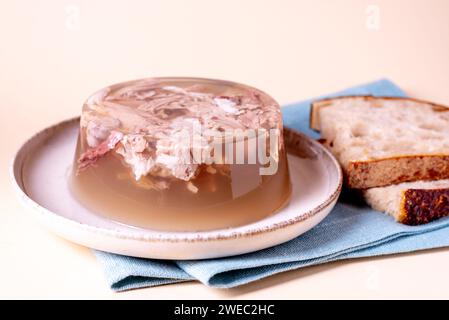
[95,79,449,291]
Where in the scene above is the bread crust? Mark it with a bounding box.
[399,188,449,225]
[347,154,449,189]
[310,95,449,131]
[310,95,449,189]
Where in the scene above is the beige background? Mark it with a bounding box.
[1,0,449,299]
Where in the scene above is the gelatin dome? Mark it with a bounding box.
[70,77,292,231]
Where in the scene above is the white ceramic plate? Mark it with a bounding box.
[10,118,342,260]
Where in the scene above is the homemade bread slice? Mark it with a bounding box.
[364,180,449,225]
[310,96,449,188]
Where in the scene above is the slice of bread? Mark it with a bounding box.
[364,180,449,225]
[310,96,449,188]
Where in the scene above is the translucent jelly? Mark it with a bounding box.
[70,78,291,231]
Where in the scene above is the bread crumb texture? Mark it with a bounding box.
[314,96,449,188]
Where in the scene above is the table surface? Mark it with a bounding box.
[1,0,449,299]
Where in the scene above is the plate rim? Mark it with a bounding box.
[10,117,342,243]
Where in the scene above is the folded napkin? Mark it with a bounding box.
[95,79,449,291]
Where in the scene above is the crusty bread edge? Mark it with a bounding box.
[309,95,449,132]
[397,190,408,223]
[398,188,449,225]
[346,154,449,189]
